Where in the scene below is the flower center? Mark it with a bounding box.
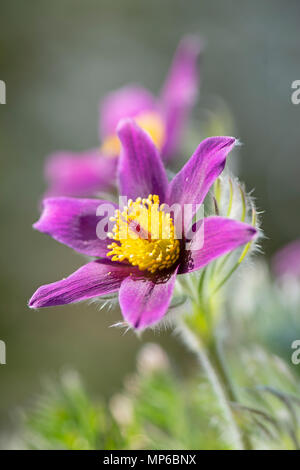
[101,111,165,156]
[107,195,180,273]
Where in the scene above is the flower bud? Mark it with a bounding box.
[109,394,133,426]
[137,343,170,375]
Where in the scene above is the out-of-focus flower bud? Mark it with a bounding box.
[272,240,300,281]
[137,343,170,375]
[60,368,82,390]
[109,394,133,427]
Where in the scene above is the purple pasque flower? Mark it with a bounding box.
[45,36,202,198]
[272,240,300,280]
[29,120,257,330]
[45,149,118,198]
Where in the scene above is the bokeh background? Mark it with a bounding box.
[1,0,300,444]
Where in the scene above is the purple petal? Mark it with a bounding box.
[167,136,236,223]
[160,36,203,159]
[44,149,117,198]
[272,240,300,279]
[179,216,257,273]
[34,197,117,257]
[117,119,168,201]
[119,268,178,329]
[99,85,157,138]
[29,260,134,308]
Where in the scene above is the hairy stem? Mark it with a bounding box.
[180,323,252,450]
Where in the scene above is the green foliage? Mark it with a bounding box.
[20,347,228,450]
[19,261,300,450]
[125,371,227,449]
[228,346,300,449]
[19,335,300,450]
[22,371,125,450]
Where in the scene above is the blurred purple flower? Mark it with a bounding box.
[44,36,202,198]
[29,120,256,330]
[272,240,300,280]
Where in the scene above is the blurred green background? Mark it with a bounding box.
[1,0,300,445]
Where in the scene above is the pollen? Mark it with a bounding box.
[101,112,165,156]
[107,194,180,274]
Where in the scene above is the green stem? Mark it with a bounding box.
[180,323,252,450]
[209,336,253,450]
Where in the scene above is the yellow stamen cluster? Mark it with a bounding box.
[101,134,122,157]
[101,112,165,156]
[107,195,180,274]
[135,112,165,150]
